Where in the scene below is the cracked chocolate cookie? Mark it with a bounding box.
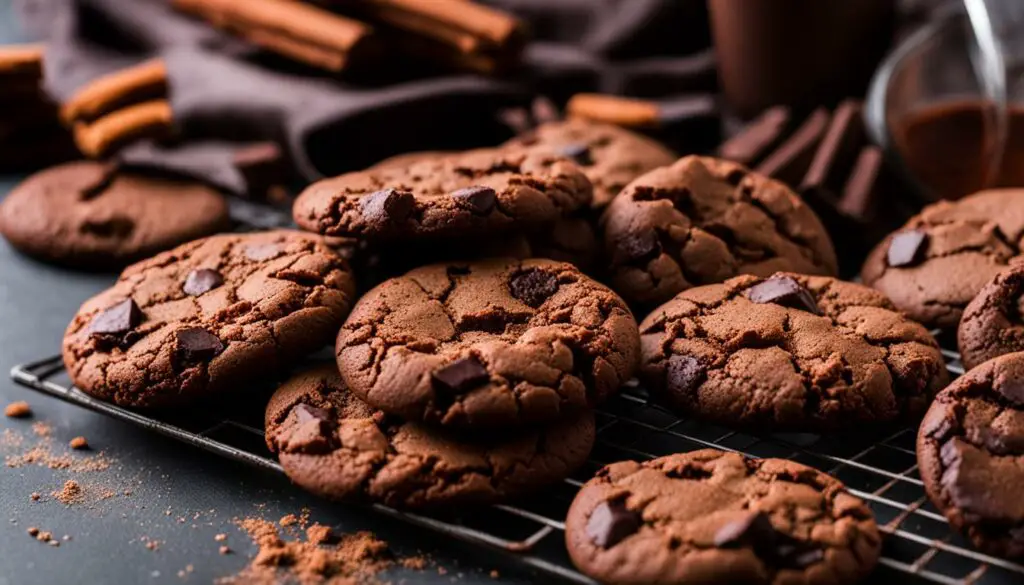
[601,156,838,309]
[503,119,677,209]
[336,258,640,429]
[862,189,1024,329]
[565,449,881,585]
[266,363,595,508]
[958,262,1024,370]
[0,161,230,270]
[639,273,948,432]
[293,147,592,242]
[917,352,1024,558]
[62,231,356,408]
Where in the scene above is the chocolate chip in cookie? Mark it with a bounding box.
[744,276,820,315]
[175,328,224,363]
[509,268,559,307]
[886,229,928,268]
[431,357,490,394]
[88,299,143,337]
[586,498,642,548]
[450,186,497,214]
[182,269,224,296]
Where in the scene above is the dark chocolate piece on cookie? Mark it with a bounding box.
[265,364,594,507]
[586,498,642,548]
[450,186,496,214]
[665,354,705,399]
[565,450,880,585]
[175,328,224,363]
[336,259,639,428]
[360,188,415,223]
[559,143,593,166]
[744,276,820,315]
[182,269,224,296]
[886,230,928,267]
[88,299,143,337]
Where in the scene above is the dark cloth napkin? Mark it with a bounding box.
[13,0,717,193]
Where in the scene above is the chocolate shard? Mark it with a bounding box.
[714,511,776,548]
[616,231,661,264]
[997,379,1024,406]
[182,268,224,296]
[745,276,820,315]
[432,356,490,394]
[886,230,928,268]
[509,268,559,307]
[586,498,642,548]
[451,185,497,214]
[718,106,791,166]
[294,403,332,423]
[175,328,224,363]
[559,143,593,166]
[665,355,705,397]
[360,188,415,223]
[88,299,143,336]
[284,418,336,454]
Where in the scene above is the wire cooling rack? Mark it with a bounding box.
[9,342,1024,585]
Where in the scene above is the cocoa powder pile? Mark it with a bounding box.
[220,515,420,585]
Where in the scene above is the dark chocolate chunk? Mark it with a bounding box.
[432,356,490,394]
[997,379,1024,405]
[509,269,559,307]
[175,328,224,363]
[665,355,705,397]
[886,230,928,268]
[451,186,497,214]
[714,511,776,548]
[88,299,143,336]
[617,231,661,264]
[182,268,224,296]
[285,419,336,454]
[294,403,332,423]
[745,277,820,315]
[559,143,594,166]
[360,188,414,223]
[244,243,282,261]
[586,499,642,548]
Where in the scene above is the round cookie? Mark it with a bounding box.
[958,262,1024,370]
[266,363,595,508]
[639,273,948,432]
[862,189,1024,329]
[503,119,678,209]
[565,449,881,585]
[336,258,640,429]
[62,230,356,408]
[917,352,1024,558]
[293,147,592,242]
[0,161,231,270]
[601,156,838,309]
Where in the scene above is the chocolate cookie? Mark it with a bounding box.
[958,262,1024,370]
[862,189,1024,329]
[917,352,1024,558]
[565,449,881,585]
[293,147,592,241]
[602,156,838,308]
[266,363,594,508]
[0,161,231,270]
[639,273,948,432]
[336,258,640,428]
[62,231,356,408]
[504,119,677,209]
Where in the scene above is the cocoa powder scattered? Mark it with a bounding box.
[53,480,84,505]
[219,517,411,585]
[5,401,31,418]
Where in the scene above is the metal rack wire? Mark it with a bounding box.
[9,343,1024,585]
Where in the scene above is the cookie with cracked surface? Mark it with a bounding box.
[266,363,595,508]
[503,119,677,210]
[565,449,881,585]
[62,230,356,408]
[862,189,1024,329]
[293,147,592,242]
[0,161,230,270]
[917,352,1024,558]
[958,262,1024,370]
[601,156,838,309]
[639,273,948,432]
[336,258,640,429]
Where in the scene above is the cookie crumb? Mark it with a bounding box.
[49,540,60,547]
[27,527,39,537]
[5,401,31,418]
[30,492,40,501]
[53,480,83,505]
[214,533,227,542]
[31,421,50,437]
[305,523,334,545]
[279,514,297,527]
[69,436,89,450]
[490,570,500,579]
[219,545,231,555]
[37,531,53,542]
[63,535,72,541]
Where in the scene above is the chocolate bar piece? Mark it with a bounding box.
[755,108,830,186]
